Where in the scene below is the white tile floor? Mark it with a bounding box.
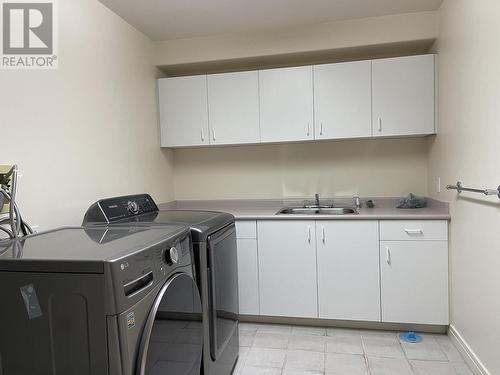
[235,323,474,375]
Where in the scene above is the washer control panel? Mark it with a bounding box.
[85,194,159,223]
[127,200,140,215]
[110,230,192,314]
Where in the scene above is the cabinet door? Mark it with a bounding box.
[317,221,380,321]
[257,220,317,318]
[259,66,314,143]
[372,55,435,137]
[314,61,372,140]
[380,240,449,325]
[158,76,209,147]
[237,239,260,315]
[207,71,260,145]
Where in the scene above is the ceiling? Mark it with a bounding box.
[99,0,444,41]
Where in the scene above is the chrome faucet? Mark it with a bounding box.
[353,195,361,209]
[304,193,331,208]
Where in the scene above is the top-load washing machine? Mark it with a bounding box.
[83,194,239,375]
[0,224,203,375]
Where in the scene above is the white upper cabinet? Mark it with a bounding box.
[314,61,372,139]
[158,55,436,148]
[372,54,435,137]
[207,71,260,145]
[259,66,314,143]
[158,75,209,147]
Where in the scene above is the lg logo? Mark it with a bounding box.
[2,2,53,54]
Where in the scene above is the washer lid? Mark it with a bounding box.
[0,226,187,273]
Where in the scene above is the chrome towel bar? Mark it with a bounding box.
[446,181,500,199]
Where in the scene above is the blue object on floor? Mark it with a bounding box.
[400,331,423,343]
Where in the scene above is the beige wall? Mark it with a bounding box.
[174,138,429,200]
[156,11,437,67]
[429,1,500,373]
[0,0,173,230]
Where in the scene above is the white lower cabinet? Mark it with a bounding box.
[257,220,318,318]
[317,221,380,321]
[380,240,449,325]
[242,219,449,325]
[236,239,260,315]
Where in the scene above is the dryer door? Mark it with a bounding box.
[207,223,239,361]
[136,273,203,375]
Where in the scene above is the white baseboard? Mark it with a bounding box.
[448,325,490,375]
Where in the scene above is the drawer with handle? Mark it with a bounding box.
[380,220,448,241]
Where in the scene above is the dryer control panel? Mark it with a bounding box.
[83,194,159,224]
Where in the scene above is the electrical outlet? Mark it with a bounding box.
[437,177,441,193]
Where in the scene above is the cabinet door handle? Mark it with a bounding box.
[201,128,205,142]
[306,122,310,137]
[212,129,216,142]
[307,225,311,243]
[378,118,382,132]
[386,246,391,265]
[320,122,323,136]
[404,229,423,235]
[322,226,325,243]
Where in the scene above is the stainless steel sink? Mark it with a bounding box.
[276,207,358,215]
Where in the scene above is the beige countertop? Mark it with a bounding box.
[159,197,450,220]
